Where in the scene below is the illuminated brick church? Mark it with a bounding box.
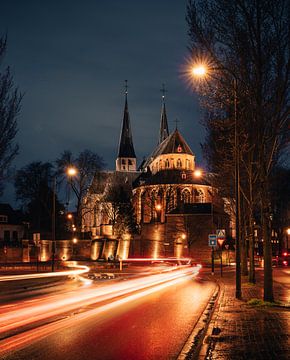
[83,87,229,261]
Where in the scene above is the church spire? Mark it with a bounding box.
[116,81,136,172]
[159,84,169,144]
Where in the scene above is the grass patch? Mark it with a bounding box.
[243,282,256,287]
[247,298,286,307]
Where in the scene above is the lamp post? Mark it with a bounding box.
[72,237,78,259]
[191,64,241,298]
[66,166,78,233]
[51,177,56,272]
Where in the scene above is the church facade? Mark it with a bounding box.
[82,89,229,262]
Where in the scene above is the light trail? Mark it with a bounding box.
[0,273,192,355]
[0,265,200,353]
[0,264,89,282]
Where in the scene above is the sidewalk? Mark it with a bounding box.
[199,268,290,360]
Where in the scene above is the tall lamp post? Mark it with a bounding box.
[191,64,241,298]
[51,177,56,272]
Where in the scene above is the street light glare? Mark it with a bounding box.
[192,65,207,77]
[194,169,202,177]
[155,204,162,211]
[67,167,77,176]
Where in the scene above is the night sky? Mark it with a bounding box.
[0,0,205,202]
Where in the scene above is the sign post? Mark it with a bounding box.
[208,234,217,275]
[217,229,226,277]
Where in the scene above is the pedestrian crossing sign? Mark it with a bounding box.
[216,229,226,237]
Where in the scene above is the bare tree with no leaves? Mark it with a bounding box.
[0,36,22,195]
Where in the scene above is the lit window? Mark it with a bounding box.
[181,172,186,180]
[177,159,182,168]
[177,145,182,153]
[181,189,191,203]
[195,189,205,203]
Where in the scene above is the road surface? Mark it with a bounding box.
[0,265,216,360]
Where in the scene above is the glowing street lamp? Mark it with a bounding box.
[194,169,202,178]
[155,204,162,211]
[67,167,77,177]
[67,213,73,220]
[191,62,241,298]
[191,64,207,77]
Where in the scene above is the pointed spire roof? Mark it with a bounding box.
[117,87,136,158]
[159,84,169,144]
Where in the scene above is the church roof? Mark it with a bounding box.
[156,129,193,156]
[133,169,208,188]
[117,95,136,158]
[141,129,193,169]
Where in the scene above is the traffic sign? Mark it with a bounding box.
[216,229,226,237]
[208,234,217,247]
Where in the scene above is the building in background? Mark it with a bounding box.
[83,88,230,261]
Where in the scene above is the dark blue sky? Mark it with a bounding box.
[0,0,205,201]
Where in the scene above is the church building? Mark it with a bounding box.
[82,86,229,262]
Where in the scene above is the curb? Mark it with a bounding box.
[177,279,220,360]
[198,280,224,359]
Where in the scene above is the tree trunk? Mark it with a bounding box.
[248,215,256,283]
[241,201,248,276]
[262,202,274,302]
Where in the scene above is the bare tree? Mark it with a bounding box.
[187,0,289,301]
[0,36,22,195]
[56,149,104,228]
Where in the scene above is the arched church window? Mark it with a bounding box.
[177,159,182,168]
[186,159,190,169]
[121,159,126,164]
[165,159,169,168]
[181,172,186,180]
[128,159,132,165]
[195,189,205,203]
[181,189,191,204]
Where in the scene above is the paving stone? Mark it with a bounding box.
[202,270,290,360]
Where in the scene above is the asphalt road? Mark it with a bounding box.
[0,268,216,360]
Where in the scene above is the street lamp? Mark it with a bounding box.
[191,64,241,298]
[193,169,202,178]
[51,177,56,272]
[287,228,290,252]
[66,166,78,232]
[72,237,78,259]
[67,166,77,177]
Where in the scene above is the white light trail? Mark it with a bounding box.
[0,264,89,282]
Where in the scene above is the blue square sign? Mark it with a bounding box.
[208,234,217,247]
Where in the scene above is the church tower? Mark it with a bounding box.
[158,84,169,144]
[116,82,137,172]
